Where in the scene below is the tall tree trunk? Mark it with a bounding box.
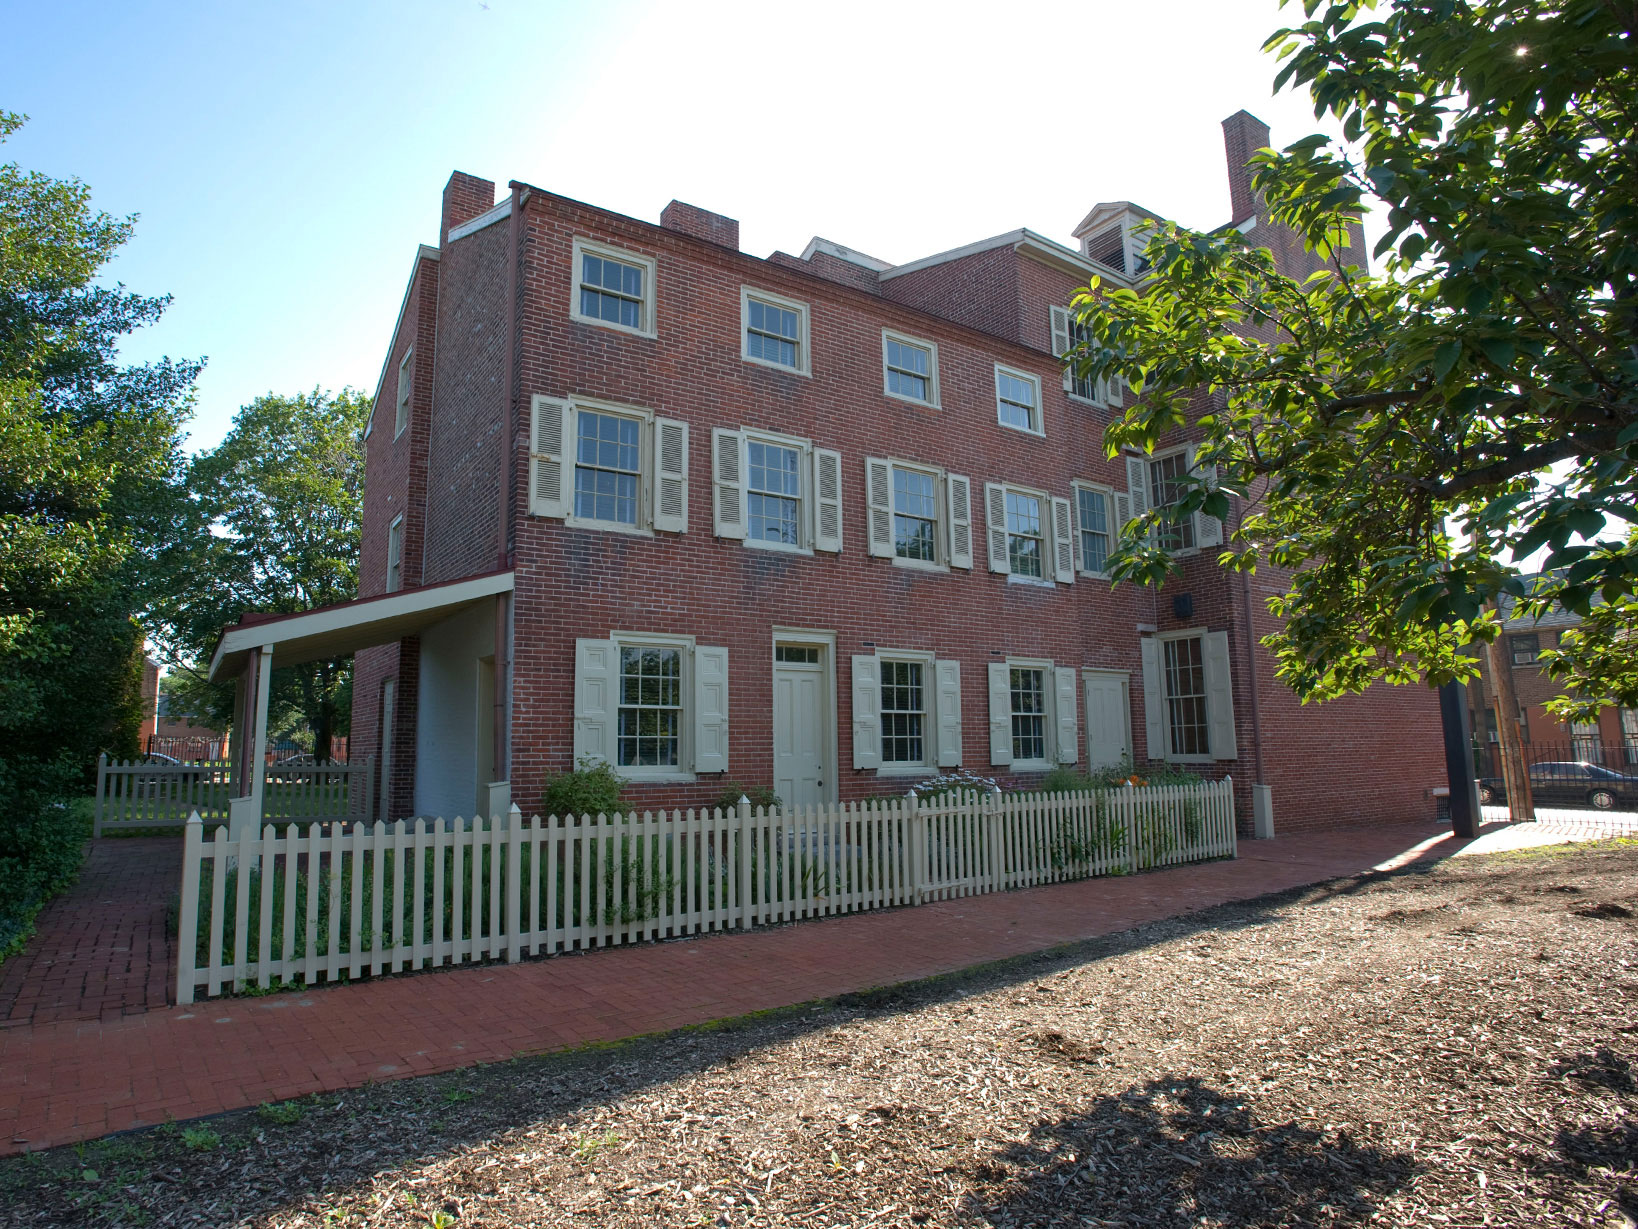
[313,660,334,762]
[1485,619,1535,822]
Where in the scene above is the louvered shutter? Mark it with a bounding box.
[1203,631,1238,760]
[1196,459,1223,549]
[1054,666,1079,764]
[694,645,730,772]
[573,639,618,768]
[813,448,843,552]
[1139,637,1166,761]
[984,482,1010,574]
[934,659,963,767]
[1114,491,1132,536]
[712,428,746,539]
[987,661,1013,766]
[529,395,571,518]
[851,654,882,770]
[1051,496,1075,584]
[653,417,689,533]
[1105,376,1125,408]
[864,457,894,558]
[1124,455,1149,517]
[946,473,973,569]
[1050,306,1073,392]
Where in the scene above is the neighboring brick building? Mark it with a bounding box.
[211,109,1445,837]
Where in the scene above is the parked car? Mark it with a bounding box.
[1477,761,1638,811]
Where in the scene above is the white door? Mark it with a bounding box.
[1083,670,1131,770]
[774,651,826,808]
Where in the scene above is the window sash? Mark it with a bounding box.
[996,370,1038,432]
[574,409,642,525]
[747,439,802,545]
[745,298,800,368]
[1148,452,1196,550]
[886,338,932,401]
[1162,636,1210,757]
[892,466,938,561]
[579,252,646,330]
[881,660,927,765]
[1006,490,1044,578]
[1010,667,1047,762]
[616,645,682,767]
[1078,488,1110,573]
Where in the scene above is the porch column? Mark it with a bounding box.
[228,644,274,840]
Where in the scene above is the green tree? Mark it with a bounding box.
[151,389,370,762]
[1068,0,1635,707]
[0,110,197,813]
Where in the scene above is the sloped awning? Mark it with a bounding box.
[207,569,514,682]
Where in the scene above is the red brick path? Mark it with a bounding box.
[0,839,177,1029]
[0,822,1465,1154]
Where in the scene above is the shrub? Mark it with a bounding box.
[714,782,781,814]
[541,757,626,819]
[911,770,1000,803]
[0,798,92,961]
[1040,766,1098,794]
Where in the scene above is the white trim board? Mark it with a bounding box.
[447,198,512,244]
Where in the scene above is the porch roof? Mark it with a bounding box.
[207,569,514,681]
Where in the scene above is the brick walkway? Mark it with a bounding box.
[0,839,177,1029]
[0,821,1474,1155]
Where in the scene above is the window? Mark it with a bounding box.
[994,365,1043,435]
[893,466,939,562]
[570,238,657,336]
[715,428,839,553]
[385,515,404,593]
[1622,709,1638,766]
[1510,633,1541,665]
[395,350,412,439]
[1148,451,1197,551]
[618,645,683,768]
[1570,720,1603,764]
[1010,667,1048,763]
[574,408,642,526]
[1162,635,1210,757]
[775,644,820,664]
[1006,490,1045,578]
[882,330,939,406]
[881,660,928,766]
[1075,484,1114,575]
[741,288,809,374]
[747,439,802,545]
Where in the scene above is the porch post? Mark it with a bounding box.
[229,644,274,840]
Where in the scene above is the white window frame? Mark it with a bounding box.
[889,460,946,572]
[570,237,658,338]
[1156,630,1213,763]
[994,363,1044,437]
[742,428,814,555]
[609,631,696,782]
[881,329,940,408]
[740,286,811,376]
[1072,480,1117,578]
[1003,483,1051,585]
[1147,446,1199,556]
[566,397,657,536]
[385,514,404,593]
[1006,657,1055,771]
[876,648,935,775]
[394,349,413,439]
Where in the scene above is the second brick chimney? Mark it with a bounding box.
[441,171,498,246]
[1221,110,1272,227]
[660,200,740,251]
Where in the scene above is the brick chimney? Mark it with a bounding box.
[1221,110,1272,226]
[660,200,740,251]
[441,171,497,246]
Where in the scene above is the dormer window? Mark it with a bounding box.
[1073,207,1158,281]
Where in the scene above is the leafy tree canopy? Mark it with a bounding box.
[1069,0,1636,708]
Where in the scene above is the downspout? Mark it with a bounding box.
[491,184,527,787]
[1239,564,1265,787]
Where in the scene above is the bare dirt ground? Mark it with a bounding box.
[4,840,1636,1229]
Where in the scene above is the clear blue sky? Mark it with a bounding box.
[7,0,1343,453]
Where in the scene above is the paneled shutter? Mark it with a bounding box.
[1050,305,1073,392]
[984,482,1010,574]
[712,428,746,539]
[1196,459,1223,549]
[529,395,571,519]
[987,661,1013,766]
[851,654,882,770]
[813,448,844,552]
[693,645,730,773]
[864,457,894,558]
[573,638,618,768]
[1203,630,1238,760]
[946,473,973,569]
[934,659,963,768]
[1139,637,1166,762]
[1051,496,1076,584]
[1054,666,1079,764]
[653,417,689,533]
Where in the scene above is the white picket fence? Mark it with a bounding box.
[94,755,373,836]
[176,777,1236,1003]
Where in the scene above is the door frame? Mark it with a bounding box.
[771,627,838,805]
[1081,667,1132,769]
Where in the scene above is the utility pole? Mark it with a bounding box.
[1485,611,1535,822]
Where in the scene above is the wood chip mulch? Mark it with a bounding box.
[4,840,1637,1228]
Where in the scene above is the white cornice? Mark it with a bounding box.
[447,199,512,243]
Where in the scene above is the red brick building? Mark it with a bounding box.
[210,110,1445,837]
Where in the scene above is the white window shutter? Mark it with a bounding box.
[573,638,617,768]
[813,448,844,552]
[984,482,1010,574]
[1050,306,1073,392]
[712,428,746,539]
[934,658,962,767]
[1139,637,1166,761]
[1196,460,1223,549]
[1051,496,1075,584]
[1114,491,1132,537]
[1105,376,1125,408]
[1054,666,1079,764]
[529,395,571,519]
[1124,455,1149,517]
[851,654,882,770]
[864,457,894,558]
[946,473,973,569]
[694,645,730,773]
[1203,630,1238,760]
[987,661,1013,766]
[653,417,689,533]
